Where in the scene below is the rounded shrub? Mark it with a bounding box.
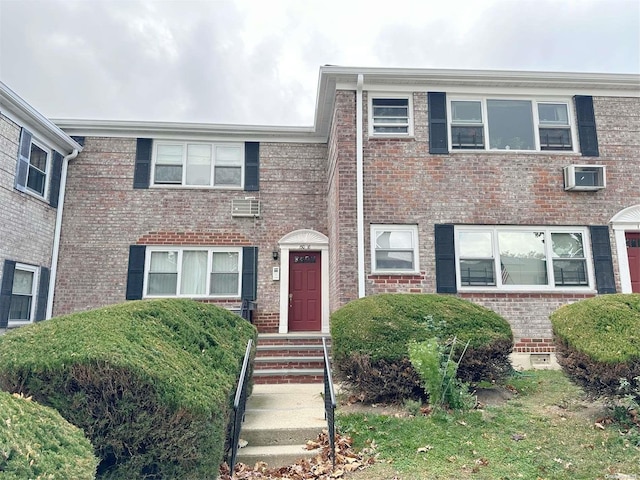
[330,293,513,402]
[551,294,640,397]
[0,299,257,479]
[0,391,97,479]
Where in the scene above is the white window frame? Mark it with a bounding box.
[151,141,244,189]
[368,94,414,137]
[447,96,578,153]
[454,225,595,292]
[8,263,38,326]
[370,224,420,274]
[143,246,243,298]
[24,138,50,200]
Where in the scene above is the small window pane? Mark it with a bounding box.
[148,251,178,295]
[553,259,587,286]
[186,144,212,185]
[210,252,239,295]
[181,251,207,295]
[214,166,242,186]
[372,98,409,134]
[12,270,34,295]
[156,145,183,164]
[155,165,182,183]
[9,296,32,320]
[30,144,48,171]
[459,231,493,257]
[451,101,482,123]
[487,100,535,150]
[538,104,569,125]
[460,259,495,286]
[451,126,484,149]
[539,128,572,150]
[375,251,414,270]
[215,145,242,166]
[27,169,46,196]
[551,233,584,258]
[498,231,547,285]
[376,230,413,249]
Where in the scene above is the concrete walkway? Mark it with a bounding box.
[236,383,328,467]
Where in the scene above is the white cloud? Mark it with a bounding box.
[0,0,637,125]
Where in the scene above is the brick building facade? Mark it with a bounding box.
[2,68,639,367]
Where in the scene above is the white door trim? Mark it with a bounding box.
[277,229,329,334]
[610,205,640,293]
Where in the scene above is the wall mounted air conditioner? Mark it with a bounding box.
[231,198,260,217]
[563,165,606,191]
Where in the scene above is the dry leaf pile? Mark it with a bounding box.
[219,430,376,479]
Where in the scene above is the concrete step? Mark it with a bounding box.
[236,444,322,468]
[236,383,327,468]
[254,356,324,370]
[253,369,324,384]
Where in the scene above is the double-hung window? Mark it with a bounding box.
[449,98,575,152]
[145,247,242,297]
[371,225,419,274]
[9,264,38,324]
[456,226,592,290]
[153,142,243,188]
[16,129,50,199]
[369,96,412,136]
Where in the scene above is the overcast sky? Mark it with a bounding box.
[1,0,638,126]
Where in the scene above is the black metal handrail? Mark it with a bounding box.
[228,338,253,474]
[322,336,337,469]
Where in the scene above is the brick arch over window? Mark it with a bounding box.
[611,205,640,293]
[136,231,252,246]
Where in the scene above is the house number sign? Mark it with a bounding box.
[294,254,316,264]
[298,244,311,249]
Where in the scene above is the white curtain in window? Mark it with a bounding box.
[148,251,178,295]
[12,270,33,294]
[181,251,207,295]
[186,144,212,185]
[211,252,239,295]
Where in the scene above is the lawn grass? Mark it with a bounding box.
[337,370,640,480]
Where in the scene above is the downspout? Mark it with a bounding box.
[46,149,78,319]
[356,74,365,298]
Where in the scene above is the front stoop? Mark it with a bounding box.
[236,383,327,468]
[253,333,329,384]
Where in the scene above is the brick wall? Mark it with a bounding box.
[0,114,57,278]
[347,92,640,347]
[54,137,328,333]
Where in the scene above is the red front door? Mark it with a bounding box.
[288,251,321,331]
[627,232,640,293]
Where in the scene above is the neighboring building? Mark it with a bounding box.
[2,67,640,367]
[0,81,82,331]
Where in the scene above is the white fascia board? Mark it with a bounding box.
[0,81,83,153]
[51,118,327,143]
[323,66,640,96]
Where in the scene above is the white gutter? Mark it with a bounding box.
[46,149,79,319]
[356,74,365,298]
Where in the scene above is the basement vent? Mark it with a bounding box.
[232,198,260,217]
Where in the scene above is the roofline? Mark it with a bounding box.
[51,67,640,142]
[0,81,83,152]
[51,118,326,143]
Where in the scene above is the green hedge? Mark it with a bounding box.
[0,299,257,479]
[551,294,640,396]
[0,391,97,479]
[331,294,513,400]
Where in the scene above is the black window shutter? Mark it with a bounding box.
[428,92,448,154]
[0,260,17,328]
[133,138,153,189]
[126,245,146,300]
[435,224,457,293]
[241,247,258,301]
[575,96,599,157]
[590,226,616,294]
[244,142,259,191]
[35,267,50,321]
[15,128,32,192]
[49,151,64,208]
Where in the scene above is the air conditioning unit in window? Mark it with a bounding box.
[231,198,260,217]
[563,165,606,191]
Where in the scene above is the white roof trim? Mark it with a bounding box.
[0,81,82,153]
